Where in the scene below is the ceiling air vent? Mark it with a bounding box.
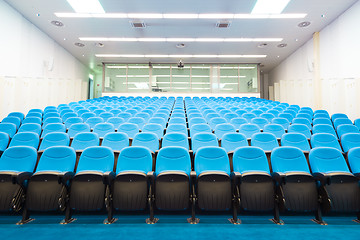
[216,21,231,28]
[131,21,146,28]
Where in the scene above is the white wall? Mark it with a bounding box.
[269,1,360,120]
[0,0,90,119]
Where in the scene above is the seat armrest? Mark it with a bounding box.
[312,172,327,185]
[103,171,115,184]
[190,171,197,180]
[271,172,285,183]
[58,171,75,184]
[14,172,33,185]
[354,172,360,179]
[230,171,241,180]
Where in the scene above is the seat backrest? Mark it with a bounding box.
[230,117,248,130]
[102,132,129,152]
[142,123,164,140]
[331,113,348,122]
[38,132,70,151]
[68,123,90,138]
[109,109,121,116]
[296,113,312,123]
[310,133,342,152]
[242,113,257,123]
[333,118,353,129]
[22,117,42,125]
[162,132,189,150]
[271,146,310,174]
[64,117,83,129]
[312,124,337,138]
[42,117,63,129]
[260,113,276,122]
[221,133,248,153]
[155,147,191,176]
[238,123,261,139]
[166,123,188,136]
[281,133,310,152]
[263,123,285,139]
[288,124,311,139]
[62,112,78,122]
[0,146,37,173]
[271,117,290,130]
[9,132,39,149]
[309,147,350,174]
[267,109,280,117]
[117,123,139,139]
[168,117,186,126]
[99,112,115,122]
[36,146,76,173]
[278,113,293,123]
[250,132,279,151]
[76,146,114,174]
[116,146,152,174]
[313,117,332,126]
[189,117,207,128]
[209,117,227,130]
[194,146,230,176]
[336,124,359,138]
[106,117,125,130]
[214,123,236,140]
[135,112,151,123]
[128,117,146,130]
[71,132,99,151]
[233,146,270,174]
[132,132,159,152]
[0,132,10,152]
[292,118,311,129]
[191,132,218,153]
[250,117,269,130]
[94,109,106,116]
[41,123,66,138]
[18,123,42,136]
[81,112,96,122]
[43,112,60,120]
[93,123,115,138]
[1,116,21,129]
[8,112,24,122]
[235,109,247,117]
[347,147,360,175]
[224,113,238,123]
[340,133,360,153]
[148,117,166,129]
[85,117,104,129]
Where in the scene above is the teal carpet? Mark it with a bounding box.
[1,214,359,240]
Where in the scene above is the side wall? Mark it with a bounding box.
[269,1,360,120]
[0,0,90,119]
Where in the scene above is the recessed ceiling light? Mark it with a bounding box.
[74,42,85,47]
[63,38,66,40]
[295,38,299,41]
[82,54,85,57]
[252,0,291,14]
[176,43,186,48]
[51,20,64,27]
[277,43,287,48]
[95,54,267,58]
[79,37,283,42]
[95,42,104,47]
[36,13,40,17]
[321,14,326,18]
[258,43,268,48]
[298,21,311,27]
[277,56,280,58]
[66,0,105,13]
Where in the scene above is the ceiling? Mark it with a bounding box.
[5,0,358,73]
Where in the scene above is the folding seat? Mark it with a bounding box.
[267,109,280,117]
[209,117,227,131]
[263,124,285,139]
[162,133,189,150]
[1,116,21,130]
[333,118,353,129]
[18,146,76,224]
[288,123,311,139]
[66,123,89,138]
[64,117,83,129]
[152,113,169,122]
[313,118,332,126]
[340,133,360,153]
[38,132,70,152]
[281,133,311,152]
[28,109,43,115]
[62,146,115,224]
[42,117,62,129]
[80,112,96,122]
[99,112,115,122]
[111,146,152,222]
[221,133,248,153]
[142,123,164,140]
[229,117,247,130]
[232,146,277,222]
[117,123,139,139]
[188,113,203,119]
[296,113,312,123]
[22,117,42,126]
[168,117,186,126]
[43,112,60,120]
[193,147,238,223]
[251,117,269,130]
[235,109,247,117]
[190,123,211,139]
[93,123,115,138]
[271,146,325,224]
[251,132,279,152]
[310,147,360,220]
[219,109,232,117]
[8,112,24,123]
[76,109,90,117]
[62,112,78,122]
[128,117,146,130]
[331,113,348,122]
[109,109,121,116]
[278,113,293,123]
[41,123,66,138]
[171,113,185,119]
[311,133,342,152]
[8,132,39,149]
[238,123,261,139]
[17,123,41,136]
[224,113,238,123]
[26,113,43,119]
[188,117,207,129]
[205,113,221,123]
[260,113,276,122]
[312,124,337,138]
[60,109,74,117]
[191,133,219,154]
[94,109,106,116]
[125,109,138,116]
[271,117,290,130]
[313,113,330,119]
[135,112,151,123]
[314,109,328,115]
[299,107,313,115]
[142,109,154,118]
[242,113,256,123]
[251,109,264,117]
[214,123,236,140]
[148,117,166,129]
[70,132,99,152]
[244,107,254,112]
[283,109,297,118]
[85,117,104,129]
[0,146,37,214]
[336,124,359,139]
[166,124,188,137]
[101,132,129,152]
[0,132,9,156]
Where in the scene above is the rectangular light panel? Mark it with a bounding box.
[252,0,291,14]
[66,0,105,13]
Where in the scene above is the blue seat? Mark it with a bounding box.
[191,133,218,153]
[263,124,285,139]
[224,113,238,123]
[348,147,360,177]
[166,124,188,137]
[214,123,236,140]
[142,123,164,140]
[221,133,248,153]
[281,133,310,152]
[38,132,70,151]
[311,133,342,152]
[68,123,90,138]
[288,124,311,139]
[230,117,248,130]
[152,113,168,122]
[26,113,42,120]
[8,112,24,123]
[62,112,78,122]
[93,123,115,138]
[340,133,360,153]
[313,113,330,119]
[128,117,146,130]
[188,117,207,128]
[71,132,99,151]
[43,112,60,120]
[260,113,276,122]
[0,146,37,212]
[28,109,43,115]
[242,113,256,123]
[22,117,42,125]
[312,124,337,138]
[135,112,151,123]
[132,132,159,153]
[117,123,139,139]
[251,109,264,117]
[148,117,166,129]
[20,146,76,222]
[314,110,329,116]
[271,146,323,223]
[267,109,280,117]
[65,146,115,224]
[238,124,260,139]
[171,113,185,119]
[99,112,115,122]
[101,132,129,152]
[333,118,353,129]
[0,132,9,155]
[64,117,83,129]
[42,117,63,129]
[331,113,348,122]
[106,117,125,130]
[109,109,121,116]
[309,147,360,215]
[232,146,275,217]
[41,123,66,138]
[1,116,21,130]
[278,113,294,123]
[162,133,189,150]
[336,124,359,139]
[283,109,297,118]
[94,109,106,116]
[296,113,312,123]
[18,123,41,136]
[205,113,221,123]
[235,109,247,117]
[313,118,332,126]
[168,117,186,126]
[85,117,104,129]
[271,117,289,130]
[9,132,39,149]
[292,118,311,129]
[251,132,279,152]
[251,117,269,130]
[80,112,96,122]
[209,117,227,131]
